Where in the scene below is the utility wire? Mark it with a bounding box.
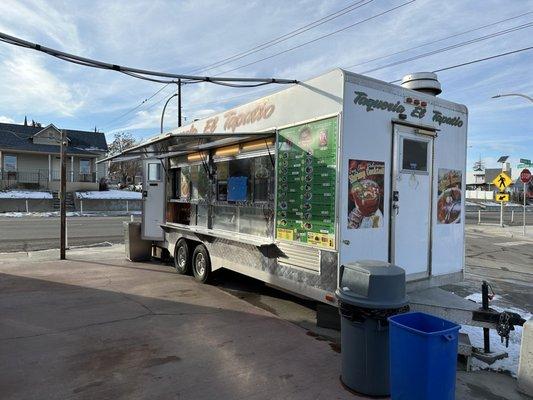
[216,0,416,76]
[116,0,375,133]
[0,31,298,85]
[360,21,533,74]
[191,0,373,74]
[388,45,533,82]
[345,10,533,70]
[431,46,533,75]
[184,45,533,118]
[101,84,173,129]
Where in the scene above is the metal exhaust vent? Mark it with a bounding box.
[401,72,442,96]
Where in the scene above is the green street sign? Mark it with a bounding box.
[518,163,526,168]
[520,158,531,165]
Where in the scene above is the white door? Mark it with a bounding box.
[391,125,433,278]
[142,159,165,241]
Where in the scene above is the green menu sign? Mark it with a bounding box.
[276,116,337,249]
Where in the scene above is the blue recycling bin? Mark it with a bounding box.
[388,312,460,400]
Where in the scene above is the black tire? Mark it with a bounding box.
[174,239,190,274]
[192,244,211,283]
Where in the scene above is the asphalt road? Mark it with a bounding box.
[0,216,136,252]
[1,211,532,252]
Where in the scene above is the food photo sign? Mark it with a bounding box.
[437,169,462,224]
[347,160,385,229]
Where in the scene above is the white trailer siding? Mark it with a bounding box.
[341,71,467,281]
[174,69,344,136]
[134,68,467,303]
[431,105,467,277]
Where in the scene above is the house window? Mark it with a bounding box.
[3,155,17,171]
[80,159,91,174]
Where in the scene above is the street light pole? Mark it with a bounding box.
[492,93,533,103]
[160,80,182,133]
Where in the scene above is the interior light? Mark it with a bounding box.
[187,152,208,161]
[241,138,275,151]
[214,145,240,157]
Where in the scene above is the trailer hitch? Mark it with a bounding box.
[472,308,525,347]
[472,281,526,350]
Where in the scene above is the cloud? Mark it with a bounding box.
[0,0,530,170]
[0,115,14,123]
[0,49,84,116]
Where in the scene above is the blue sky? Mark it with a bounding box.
[0,0,531,176]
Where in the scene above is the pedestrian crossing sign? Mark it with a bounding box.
[495,193,509,202]
[492,172,512,190]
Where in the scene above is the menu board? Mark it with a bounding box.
[276,117,337,249]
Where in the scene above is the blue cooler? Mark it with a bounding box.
[388,312,460,400]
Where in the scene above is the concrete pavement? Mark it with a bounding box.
[0,245,354,400]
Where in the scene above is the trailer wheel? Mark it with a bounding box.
[174,239,190,274]
[192,244,211,283]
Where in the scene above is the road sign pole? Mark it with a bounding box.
[522,182,526,236]
[500,163,504,227]
[500,201,504,227]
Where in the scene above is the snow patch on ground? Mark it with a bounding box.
[76,190,141,200]
[461,293,531,377]
[0,190,52,199]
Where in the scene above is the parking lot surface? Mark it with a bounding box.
[0,246,354,400]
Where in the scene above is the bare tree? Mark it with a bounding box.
[107,132,140,186]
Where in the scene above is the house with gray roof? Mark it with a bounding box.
[0,121,108,192]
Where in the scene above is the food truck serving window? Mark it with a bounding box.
[401,138,428,172]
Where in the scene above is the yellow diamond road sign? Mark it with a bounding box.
[492,172,512,190]
[495,193,509,202]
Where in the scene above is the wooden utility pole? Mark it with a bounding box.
[60,129,67,260]
[177,79,182,127]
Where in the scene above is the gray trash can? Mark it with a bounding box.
[336,260,408,397]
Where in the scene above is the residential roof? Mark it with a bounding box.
[0,123,108,155]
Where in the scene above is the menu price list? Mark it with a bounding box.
[275,117,337,249]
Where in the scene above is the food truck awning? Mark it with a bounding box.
[97,131,275,164]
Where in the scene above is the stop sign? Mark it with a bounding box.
[520,169,532,183]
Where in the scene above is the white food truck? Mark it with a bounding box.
[107,69,468,306]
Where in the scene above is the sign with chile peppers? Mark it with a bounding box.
[276,117,337,249]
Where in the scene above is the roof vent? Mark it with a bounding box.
[401,72,442,96]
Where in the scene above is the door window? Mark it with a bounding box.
[401,139,428,172]
[147,163,161,181]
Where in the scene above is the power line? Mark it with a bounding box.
[114,1,374,131]
[345,10,533,70]
[0,31,298,85]
[191,0,374,74]
[360,21,533,74]
[117,0,375,133]
[384,46,533,83]
[387,45,533,83]
[100,84,173,129]
[184,45,533,119]
[431,46,533,74]
[216,0,416,76]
